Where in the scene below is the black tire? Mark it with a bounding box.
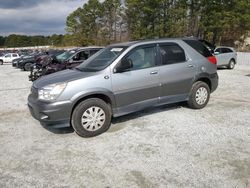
[24,63,33,71]
[0,60,3,65]
[227,59,235,69]
[71,98,112,137]
[188,81,210,109]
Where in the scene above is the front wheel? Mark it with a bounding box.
[188,81,210,109]
[24,63,33,71]
[71,98,112,137]
[0,60,3,65]
[227,59,235,69]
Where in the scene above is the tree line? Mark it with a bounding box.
[1,0,249,48]
[66,0,250,47]
[0,34,65,48]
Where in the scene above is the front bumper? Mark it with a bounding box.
[28,94,73,127]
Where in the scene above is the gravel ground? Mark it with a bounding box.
[0,64,249,188]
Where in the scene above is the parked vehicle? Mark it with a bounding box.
[0,53,20,65]
[214,46,237,69]
[29,47,103,81]
[12,58,21,67]
[17,52,47,71]
[28,38,218,137]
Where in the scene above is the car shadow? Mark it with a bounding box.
[40,123,74,134]
[108,102,186,133]
[41,102,187,135]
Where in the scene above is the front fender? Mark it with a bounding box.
[70,88,116,108]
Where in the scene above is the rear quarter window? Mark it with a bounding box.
[183,40,212,57]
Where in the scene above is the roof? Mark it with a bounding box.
[108,37,200,47]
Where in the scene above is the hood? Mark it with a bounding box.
[33,69,95,88]
[23,55,33,59]
[21,56,35,61]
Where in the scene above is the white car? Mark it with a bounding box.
[0,53,20,65]
[214,47,237,69]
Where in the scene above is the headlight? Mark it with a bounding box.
[38,83,67,101]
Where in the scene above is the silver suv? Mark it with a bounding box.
[214,46,237,69]
[28,38,218,137]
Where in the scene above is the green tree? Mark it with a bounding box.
[66,0,103,45]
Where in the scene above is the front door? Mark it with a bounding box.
[111,44,160,115]
[215,48,232,66]
[66,50,89,69]
[4,54,12,63]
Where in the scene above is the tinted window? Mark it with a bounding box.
[215,48,221,53]
[159,44,186,65]
[221,48,233,53]
[90,49,100,56]
[5,54,11,58]
[183,39,212,57]
[124,46,156,71]
[12,54,18,57]
[78,51,89,60]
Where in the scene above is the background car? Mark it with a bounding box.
[0,53,20,65]
[17,51,47,71]
[214,46,237,69]
[29,47,103,81]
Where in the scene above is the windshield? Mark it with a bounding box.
[77,46,127,72]
[56,50,75,62]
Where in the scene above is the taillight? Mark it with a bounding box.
[207,56,217,65]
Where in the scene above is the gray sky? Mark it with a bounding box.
[0,0,86,36]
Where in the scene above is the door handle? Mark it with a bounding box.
[150,71,158,75]
[187,64,194,68]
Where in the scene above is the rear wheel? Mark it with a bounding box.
[24,63,33,71]
[188,81,210,109]
[71,98,112,137]
[227,59,235,69]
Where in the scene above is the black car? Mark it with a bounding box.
[17,52,47,71]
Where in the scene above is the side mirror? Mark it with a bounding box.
[115,58,133,73]
[72,55,78,61]
[214,51,220,55]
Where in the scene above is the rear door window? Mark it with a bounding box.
[159,43,186,65]
[221,48,233,53]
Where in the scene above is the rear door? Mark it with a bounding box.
[215,48,223,66]
[111,44,160,114]
[12,53,19,61]
[158,42,196,103]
